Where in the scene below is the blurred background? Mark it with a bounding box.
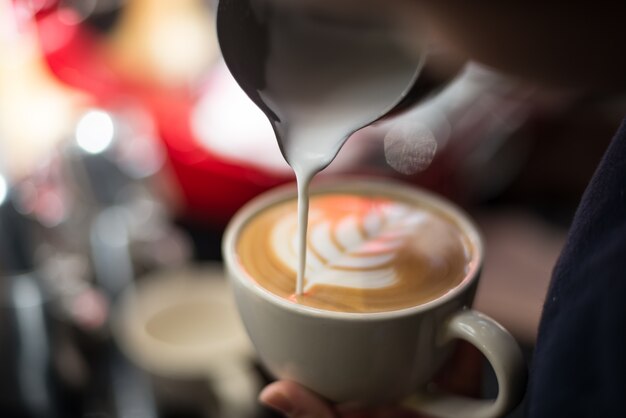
[0,0,625,417]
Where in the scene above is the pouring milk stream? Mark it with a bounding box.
[217,0,424,295]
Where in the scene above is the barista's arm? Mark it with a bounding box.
[269,0,626,94]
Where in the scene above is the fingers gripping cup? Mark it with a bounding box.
[223,178,526,417]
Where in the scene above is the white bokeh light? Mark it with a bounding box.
[0,175,7,205]
[76,110,115,154]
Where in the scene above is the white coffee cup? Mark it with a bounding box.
[113,265,260,418]
[223,178,526,418]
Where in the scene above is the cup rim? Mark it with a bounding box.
[223,177,484,321]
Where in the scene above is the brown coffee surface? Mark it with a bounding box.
[237,192,473,313]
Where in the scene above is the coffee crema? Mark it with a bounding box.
[237,192,473,313]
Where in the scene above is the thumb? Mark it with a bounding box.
[259,381,337,418]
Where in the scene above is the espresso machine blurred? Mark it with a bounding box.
[0,168,70,418]
[0,104,193,417]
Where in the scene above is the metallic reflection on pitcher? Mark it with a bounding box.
[217,0,424,295]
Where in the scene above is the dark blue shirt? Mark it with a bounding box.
[529,118,626,417]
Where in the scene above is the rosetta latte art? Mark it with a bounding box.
[272,201,427,291]
[237,194,472,313]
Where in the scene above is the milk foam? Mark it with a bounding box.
[271,200,427,292]
[237,192,472,312]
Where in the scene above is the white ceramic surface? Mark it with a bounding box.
[223,178,526,417]
[113,265,259,418]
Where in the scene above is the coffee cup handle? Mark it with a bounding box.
[405,309,527,418]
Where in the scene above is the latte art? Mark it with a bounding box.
[272,198,427,292]
[238,193,473,313]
